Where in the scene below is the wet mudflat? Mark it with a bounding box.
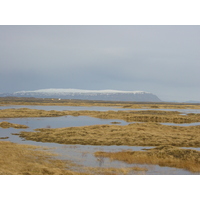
[1,103,200,175]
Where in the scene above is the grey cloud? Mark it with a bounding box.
[0,25,200,101]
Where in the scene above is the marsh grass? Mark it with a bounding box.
[0,141,86,175]
[19,122,200,147]
[94,145,200,172]
[111,121,121,124]
[0,137,9,139]
[83,166,148,175]
[0,141,149,175]
[1,108,200,124]
[0,108,67,118]
[0,121,29,129]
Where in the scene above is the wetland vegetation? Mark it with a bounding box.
[0,141,82,175]
[95,145,200,172]
[0,141,148,175]
[1,108,200,123]
[1,97,200,174]
[19,122,200,147]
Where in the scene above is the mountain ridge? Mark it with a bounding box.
[0,88,162,102]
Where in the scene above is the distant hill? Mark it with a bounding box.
[184,100,200,104]
[0,88,162,102]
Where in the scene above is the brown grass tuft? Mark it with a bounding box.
[0,141,85,175]
[0,121,29,129]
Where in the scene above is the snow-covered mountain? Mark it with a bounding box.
[1,88,162,102]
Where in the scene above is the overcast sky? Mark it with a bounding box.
[0,25,200,102]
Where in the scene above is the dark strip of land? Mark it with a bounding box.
[1,97,200,109]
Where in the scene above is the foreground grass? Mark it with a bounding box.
[0,141,84,175]
[84,166,148,175]
[95,145,200,172]
[1,108,200,123]
[0,141,149,175]
[0,121,28,129]
[19,123,200,147]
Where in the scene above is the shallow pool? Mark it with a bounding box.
[161,122,200,126]
[0,115,129,130]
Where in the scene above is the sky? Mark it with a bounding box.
[0,25,200,102]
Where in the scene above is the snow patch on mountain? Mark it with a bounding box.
[8,88,162,102]
[14,88,151,95]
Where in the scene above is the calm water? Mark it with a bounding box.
[131,108,200,114]
[161,122,200,126]
[0,115,129,130]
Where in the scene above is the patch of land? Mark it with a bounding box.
[0,121,29,129]
[95,145,200,172]
[1,108,200,123]
[70,110,200,123]
[0,108,67,118]
[19,122,200,147]
[1,97,200,109]
[0,137,9,139]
